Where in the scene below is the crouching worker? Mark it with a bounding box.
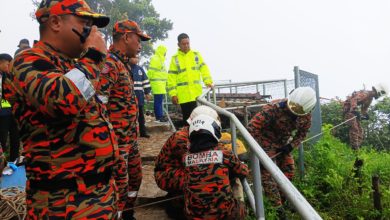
[184,114,249,220]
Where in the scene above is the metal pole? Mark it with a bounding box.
[251,154,265,220]
[244,106,249,127]
[235,86,238,94]
[212,87,217,105]
[207,90,211,102]
[256,83,259,94]
[299,143,305,180]
[229,79,232,94]
[242,179,256,213]
[294,66,305,178]
[294,66,300,89]
[284,79,288,98]
[262,84,266,96]
[230,119,237,155]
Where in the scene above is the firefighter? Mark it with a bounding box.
[248,87,316,215]
[184,114,248,220]
[147,45,168,123]
[167,33,214,125]
[154,105,220,218]
[343,84,388,150]
[97,20,151,219]
[3,0,118,219]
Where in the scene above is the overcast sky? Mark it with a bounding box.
[1,0,389,99]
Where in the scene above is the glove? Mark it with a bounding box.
[276,144,293,155]
[361,114,370,120]
[352,110,361,120]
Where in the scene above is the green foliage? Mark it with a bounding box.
[321,97,390,151]
[292,128,390,219]
[320,100,349,144]
[31,0,173,60]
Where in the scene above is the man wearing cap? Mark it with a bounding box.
[14,39,31,56]
[97,19,151,219]
[3,0,119,218]
[248,87,315,217]
[167,33,214,126]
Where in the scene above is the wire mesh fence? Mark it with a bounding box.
[215,79,295,100]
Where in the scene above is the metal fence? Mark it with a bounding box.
[294,66,322,142]
[215,79,295,100]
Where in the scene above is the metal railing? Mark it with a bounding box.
[197,85,322,220]
[214,79,292,98]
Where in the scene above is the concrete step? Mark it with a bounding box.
[138,164,167,199]
[138,130,173,162]
[145,115,172,133]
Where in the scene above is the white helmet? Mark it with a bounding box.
[189,114,222,142]
[373,83,389,97]
[187,105,220,126]
[287,87,317,116]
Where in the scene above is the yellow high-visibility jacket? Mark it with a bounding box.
[1,99,11,108]
[167,49,213,104]
[147,45,168,95]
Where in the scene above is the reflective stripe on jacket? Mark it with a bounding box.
[147,45,168,95]
[167,49,212,104]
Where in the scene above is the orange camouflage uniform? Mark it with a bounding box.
[3,41,118,219]
[183,143,248,220]
[343,90,375,150]
[154,126,189,192]
[98,47,141,211]
[248,99,311,206]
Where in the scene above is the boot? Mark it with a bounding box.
[121,209,136,220]
[140,132,150,138]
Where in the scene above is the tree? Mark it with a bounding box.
[31,0,173,61]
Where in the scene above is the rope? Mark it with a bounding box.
[0,187,26,220]
[271,116,357,159]
[122,195,183,212]
[302,116,356,143]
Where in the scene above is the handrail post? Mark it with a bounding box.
[244,106,249,127]
[262,84,266,96]
[251,154,265,220]
[230,119,237,155]
[284,79,288,98]
[213,87,217,105]
[299,143,305,180]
